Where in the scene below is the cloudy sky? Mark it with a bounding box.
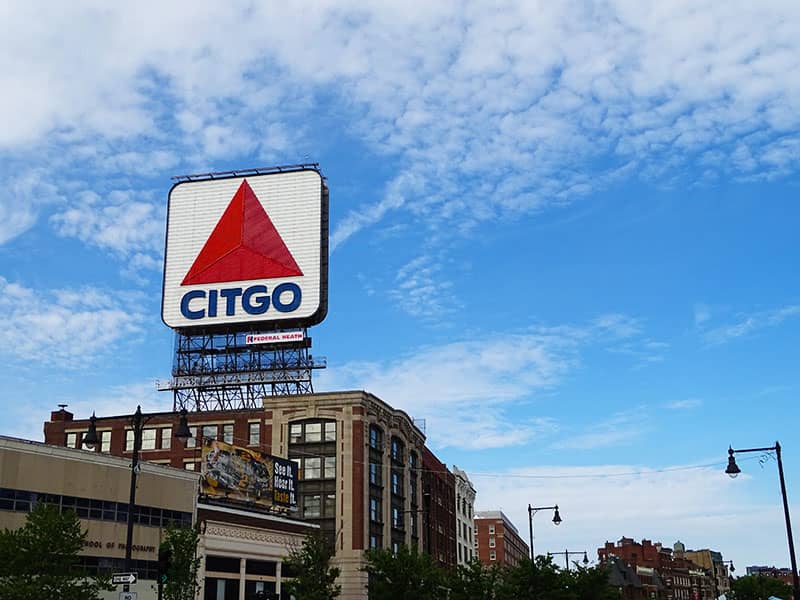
[2,0,799,570]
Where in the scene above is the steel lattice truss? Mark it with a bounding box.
[158,329,326,411]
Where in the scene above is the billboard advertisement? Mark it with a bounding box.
[201,439,297,509]
[162,167,328,331]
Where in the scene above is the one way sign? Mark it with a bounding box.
[112,572,137,585]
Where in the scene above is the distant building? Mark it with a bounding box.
[746,565,796,586]
[681,546,732,596]
[453,465,476,565]
[598,537,716,600]
[474,510,529,567]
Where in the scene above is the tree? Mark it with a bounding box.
[447,558,504,600]
[161,524,202,600]
[363,545,446,600]
[561,563,621,600]
[0,502,111,600]
[282,533,341,600]
[730,574,791,600]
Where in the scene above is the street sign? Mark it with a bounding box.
[119,592,137,600]
[112,572,138,585]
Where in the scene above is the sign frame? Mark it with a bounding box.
[161,165,328,333]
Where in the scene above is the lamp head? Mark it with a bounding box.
[81,412,100,449]
[552,506,562,525]
[174,408,192,443]
[725,447,741,478]
[583,552,589,565]
[729,561,735,573]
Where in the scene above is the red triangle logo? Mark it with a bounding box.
[181,179,303,286]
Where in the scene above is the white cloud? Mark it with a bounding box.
[318,331,578,449]
[50,189,165,270]
[471,459,791,568]
[553,409,649,450]
[666,398,703,411]
[0,0,798,255]
[0,277,146,366]
[389,254,459,321]
[704,304,800,344]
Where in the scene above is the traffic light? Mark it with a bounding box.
[158,545,173,585]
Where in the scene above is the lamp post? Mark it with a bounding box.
[725,442,799,600]
[547,550,589,571]
[527,505,561,599]
[527,504,562,561]
[83,406,192,593]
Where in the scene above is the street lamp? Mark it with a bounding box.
[83,406,192,592]
[725,442,799,600]
[547,549,589,571]
[527,504,561,561]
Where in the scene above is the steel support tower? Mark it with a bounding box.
[158,329,326,411]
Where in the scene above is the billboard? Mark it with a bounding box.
[162,167,328,331]
[201,439,298,509]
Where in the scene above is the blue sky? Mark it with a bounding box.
[1,0,799,569]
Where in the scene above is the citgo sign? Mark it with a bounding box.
[161,168,328,331]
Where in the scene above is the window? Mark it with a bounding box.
[370,497,381,522]
[392,507,402,529]
[324,494,336,518]
[100,431,111,453]
[303,495,321,518]
[202,425,217,441]
[490,551,496,561]
[304,458,321,480]
[324,422,336,441]
[305,423,321,442]
[369,462,381,486]
[125,431,135,452]
[141,429,156,451]
[324,456,336,479]
[290,423,302,443]
[488,525,495,534]
[458,545,462,561]
[66,433,77,448]
[160,428,172,450]
[222,424,233,444]
[489,538,496,548]
[390,438,404,463]
[249,422,260,446]
[184,462,196,471]
[369,426,383,450]
[391,472,403,496]
[392,541,400,555]
[186,426,197,448]
[369,535,379,549]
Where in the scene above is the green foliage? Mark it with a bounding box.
[730,574,792,600]
[0,502,112,600]
[161,524,201,600]
[446,554,620,600]
[364,545,447,600]
[283,533,341,600]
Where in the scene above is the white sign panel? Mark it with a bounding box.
[162,169,327,330]
[245,331,304,344]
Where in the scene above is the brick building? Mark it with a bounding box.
[43,390,457,599]
[474,510,529,567]
[421,447,457,569]
[598,537,716,600]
